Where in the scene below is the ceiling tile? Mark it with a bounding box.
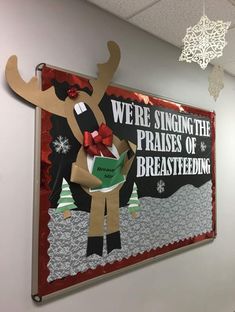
[130,0,235,48]
[212,27,235,76]
[88,0,158,19]
[87,0,235,75]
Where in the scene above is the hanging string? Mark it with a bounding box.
[35,62,46,76]
[203,0,205,16]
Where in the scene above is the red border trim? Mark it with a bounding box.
[37,66,216,297]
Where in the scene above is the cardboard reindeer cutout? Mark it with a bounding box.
[6,41,136,256]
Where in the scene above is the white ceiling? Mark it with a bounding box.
[87,0,235,76]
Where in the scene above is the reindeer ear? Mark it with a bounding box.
[5,55,66,117]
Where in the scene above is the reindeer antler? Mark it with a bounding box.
[5,55,66,117]
[64,41,121,142]
[6,42,121,145]
[89,41,121,105]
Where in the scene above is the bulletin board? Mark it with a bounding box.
[31,65,216,301]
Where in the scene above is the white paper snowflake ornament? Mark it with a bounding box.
[52,136,71,154]
[208,64,224,101]
[200,141,207,152]
[157,180,165,194]
[179,15,230,70]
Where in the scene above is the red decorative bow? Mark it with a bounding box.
[83,123,115,158]
[67,87,79,99]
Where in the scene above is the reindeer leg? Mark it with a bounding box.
[106,193,121,253]
[87,194,106,257]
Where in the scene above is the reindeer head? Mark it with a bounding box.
[5,41,121,145]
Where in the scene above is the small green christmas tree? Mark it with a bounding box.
[55,178,77,219]
[128,182,141,219]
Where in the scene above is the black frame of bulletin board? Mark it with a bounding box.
[31,64,216,302]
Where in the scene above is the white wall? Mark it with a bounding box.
[1,0,235,311]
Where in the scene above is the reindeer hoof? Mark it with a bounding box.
[87,236,103,257]
[70,163,102,187]
[107,231,121,253]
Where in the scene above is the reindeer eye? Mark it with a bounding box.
[74,102,87,115]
